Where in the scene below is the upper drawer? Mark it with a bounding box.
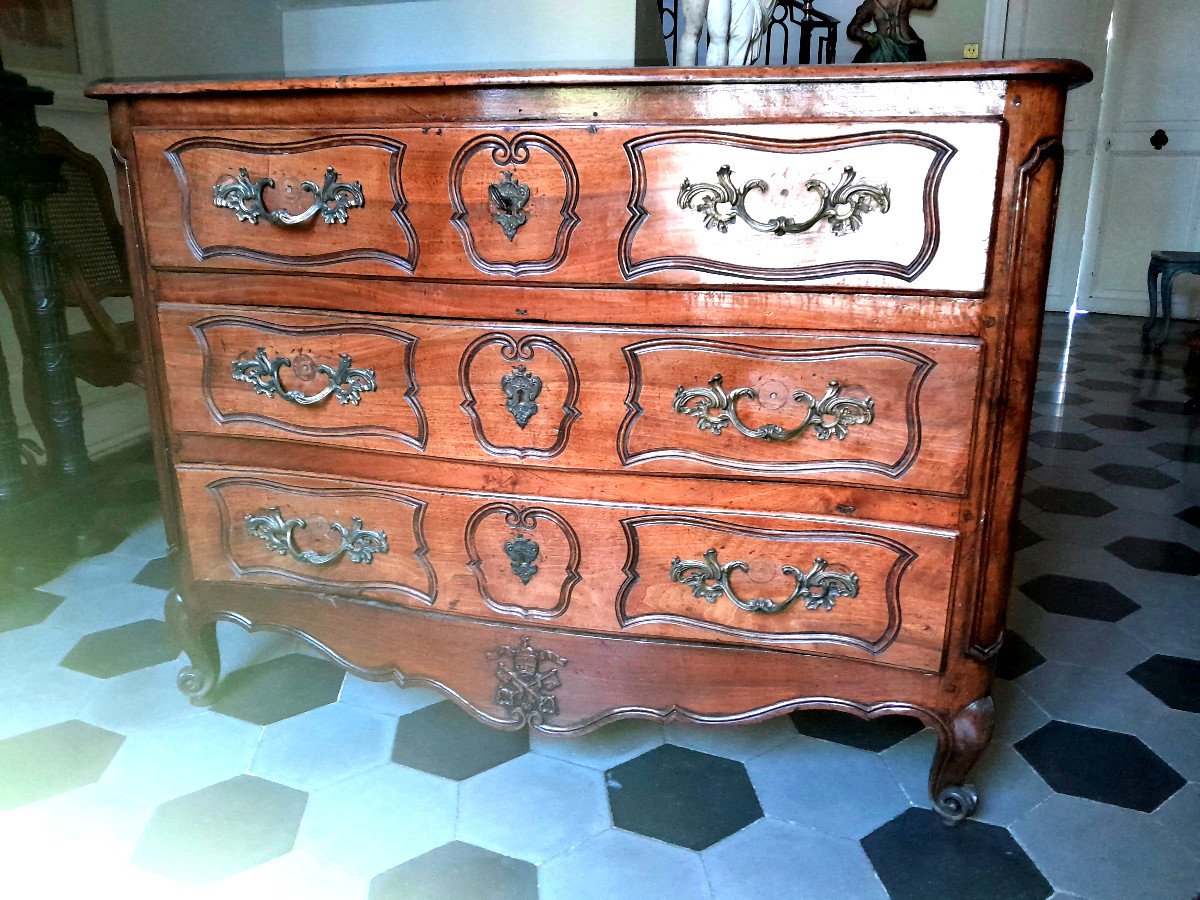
[161,304,981,495]
[134,121,1001,293]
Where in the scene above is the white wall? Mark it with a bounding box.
[283,0,665,76]
[105,0,283,78]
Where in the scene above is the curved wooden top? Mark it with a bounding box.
[86,59,1092,98]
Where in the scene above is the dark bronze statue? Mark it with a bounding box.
[848,0,937,63]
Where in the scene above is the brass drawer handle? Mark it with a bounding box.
[213,165,364,226]
[669,549,859,614]
[232,348,377,406]
[245,507,388,566]
[678,165,889,236]
[674,376,874,441]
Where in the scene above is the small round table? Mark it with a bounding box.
[1146,250,1200,348]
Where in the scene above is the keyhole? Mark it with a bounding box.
[1150,129,1169,151]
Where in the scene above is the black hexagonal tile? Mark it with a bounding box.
[391,702,528,781]
[862,807,1051,900]
[1027,431,1102,452]
[1127,655,1200,714]
[789,709,923,752]
[1018,573,1139,622]
[1077,377,1135,393]
[996,630,1046,681]
[369,841,536,900]
[1177,505,1200,530]
[60,619,178,679]
[1090,463,1179,489]
[1123,366,1174,381]
[606,743,762,850]
[1105,536,1200,576]
[1071,351,1115,365]
[1023,455,1043,473]
[1149,442,1200,464]
[1023,486,1116,518]
[211,653,344,726]
[0,588,63,633]
[1134,399,1190,417]
[1015,721,1184,812]
[133,556,173,591]
[131,775,307,886]
[0,720,124,811]
[1013,523,1044,552]
[1033,390,1092,407]
[1081,413,1154,432]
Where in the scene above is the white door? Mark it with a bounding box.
[1082,0,1200,320]
[1002,0,1113,312]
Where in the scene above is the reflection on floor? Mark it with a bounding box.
[0,312,1197,899]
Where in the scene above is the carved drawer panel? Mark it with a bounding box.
[178,465,956,672]
[141,130,419,273]
[161,307,427,454]
[618,511,956,671]
[178,469,438,606]
[619,122,1001,292]
[620,334,981,494]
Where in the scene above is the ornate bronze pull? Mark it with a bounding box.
[213,165,364,226]
[678,165,889,236]
[674,376,874,441]
[232,348,377,406]
[489,170,530,240]
[245,507,388,566]
[669,549,858,614]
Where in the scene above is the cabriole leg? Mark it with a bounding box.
[164,591,220,706]
[928,695,994,825]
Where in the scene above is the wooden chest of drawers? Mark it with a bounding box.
[90,60,1090,823]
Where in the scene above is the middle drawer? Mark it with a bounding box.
[161,304,982,494]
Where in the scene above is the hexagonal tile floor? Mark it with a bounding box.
[0,311,1197,898]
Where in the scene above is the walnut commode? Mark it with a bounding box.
[90,59,1090,824]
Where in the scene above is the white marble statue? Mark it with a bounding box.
[678,0,780,66]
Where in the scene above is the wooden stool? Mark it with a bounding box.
[1146,250,1200,348]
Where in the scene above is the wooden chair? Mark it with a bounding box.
[0,127,141,444]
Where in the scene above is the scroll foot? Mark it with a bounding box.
[163,591,220,706]
[928,695,994,825]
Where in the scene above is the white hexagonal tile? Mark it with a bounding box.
[294,763,456,878]
[1017,662,1165,736]
[745,734,910,840]
[703,816,887,899]
[661,715,795,763]
[1011,793,1200,900]
[81,660,207,735]
[222,850,368,900]
[99,713,262,804]
[531,719,664,770]
[0,665,105,740]
[337,675,443,718]
[458,754,608,864]
[539,827,710,900]
[116,521,169,560]
[250,704,395,791]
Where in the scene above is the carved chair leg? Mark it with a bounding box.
[928,695,994,825]
[163,591,220,706]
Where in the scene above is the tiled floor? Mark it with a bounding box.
[1,312,1197,899]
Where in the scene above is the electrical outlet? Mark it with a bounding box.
[963,43,981,59]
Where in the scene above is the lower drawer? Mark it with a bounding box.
[176,466,958,672]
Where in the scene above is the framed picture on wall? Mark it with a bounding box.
[0,0,80,75]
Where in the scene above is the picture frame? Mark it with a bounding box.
[0,0,80,76]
